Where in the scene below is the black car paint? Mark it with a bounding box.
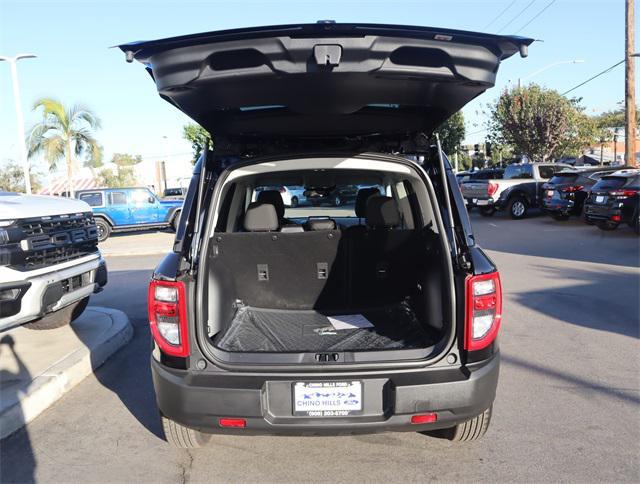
[583,174,640,227]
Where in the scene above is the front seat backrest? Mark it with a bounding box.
[257,190,285,220]
[366,196,401,229]
[243,202,279,232]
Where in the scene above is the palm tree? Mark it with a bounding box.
[27,98,101,197]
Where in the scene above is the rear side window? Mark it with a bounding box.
[109,191,127,205]
[592,177,627,191]
[504,165,533,179]
[78,192,103,207]
[538,166,561,179]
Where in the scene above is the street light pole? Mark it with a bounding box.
[0,53,37,194]
[518,59,585,88]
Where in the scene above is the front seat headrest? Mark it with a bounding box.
[257,190,285,219]
[354,187,381,218]
[243,202,279,232]
[366,196,401,228]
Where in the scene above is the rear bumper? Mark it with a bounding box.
[152,352,500,435]
[464,197,494,208]
[583,203,620,222]
[542,198,574,215]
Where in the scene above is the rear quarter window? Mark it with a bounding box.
[108,191,127,205]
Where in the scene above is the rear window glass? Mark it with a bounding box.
[538,166,562,179]
[592,177,627,191]
[549,173,578,184]
[78,192,103,207]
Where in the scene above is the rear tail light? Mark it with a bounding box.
[148,280,189,357]
[560,185,583,193]
[609,189,638,198]
[487,182,499,197]
[465,272,502,351]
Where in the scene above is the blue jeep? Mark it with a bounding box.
[75,187,183,242]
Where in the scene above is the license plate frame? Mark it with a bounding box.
[292,381,363,417]
[476,199,490,206]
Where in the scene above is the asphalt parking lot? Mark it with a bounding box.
[1,211,638,483]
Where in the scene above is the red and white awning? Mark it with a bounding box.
[39,177,99,195]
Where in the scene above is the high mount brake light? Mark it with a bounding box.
[465,272,502,352]
[487,182,499,197]
[148,280,189,357]
[560,185,583,193]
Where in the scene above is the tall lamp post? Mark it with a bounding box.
[518,59,585,88]
[0,53,37,194]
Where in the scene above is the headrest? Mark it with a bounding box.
[257,190,285,219]
[243,202,279,232]
[304,218,337,231]
[354,187,381,218]
[366,196,401,228]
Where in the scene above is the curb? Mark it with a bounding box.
[0,307,133,440]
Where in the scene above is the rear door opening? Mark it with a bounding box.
[197,155,456,366]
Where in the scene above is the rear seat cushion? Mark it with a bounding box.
[243,202,279,232]
[366,196,401,228]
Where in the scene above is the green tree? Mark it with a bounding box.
[0,161,43,193]
[111,153,142,174]
[592,107,639,129]
[434,111,466,157]
[183,123,212,163]
[97,167,138,188]
[488,85,598,162]
[26,98,101,197]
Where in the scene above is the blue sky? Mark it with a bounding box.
[0,0,636,178]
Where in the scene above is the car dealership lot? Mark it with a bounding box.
[2,213,638,483]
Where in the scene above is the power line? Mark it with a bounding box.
[561,59,626,96]
[515,0,556,33]
[498,0,536,33]
[483,0,517,30]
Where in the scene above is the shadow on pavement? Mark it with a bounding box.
[511,265,639,339]
[0,335,36,483]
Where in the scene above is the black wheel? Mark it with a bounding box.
[333,195,342,207]
[507,197,528,219]
[24,297,90,330]
[161,415,211,448]
[291,196,299,208]
[597,222,618,231]
[479,206,496,217]
[95,218,111,242]
[551,213,570,221]
[421,406,492,443]
[170,210,181,232]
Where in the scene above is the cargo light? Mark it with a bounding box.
[219,418,246,428]
[465,272,502,351]
[411,413,438,424]
[148,280,189,357]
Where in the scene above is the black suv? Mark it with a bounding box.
[542,166,627,221]
[120,23,532,448]
[583,169,640,231]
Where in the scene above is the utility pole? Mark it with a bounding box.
[626,0,637,167]
[0,54,37,194]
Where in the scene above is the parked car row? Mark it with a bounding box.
[459,164,639,234]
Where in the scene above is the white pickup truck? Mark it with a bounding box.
[460,163,572,219]
[0,191,107,331]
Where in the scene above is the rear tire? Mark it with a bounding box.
[422,406,492,443]
[95,218,111,242]
[507,197,528,219]
[24,297,90,330]
[479,206,496,217]
[161,415,211,448]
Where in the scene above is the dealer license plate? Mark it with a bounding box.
[293,381,362,417]
[595,195,605,203]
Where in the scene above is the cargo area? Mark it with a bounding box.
[201,158,454,361]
